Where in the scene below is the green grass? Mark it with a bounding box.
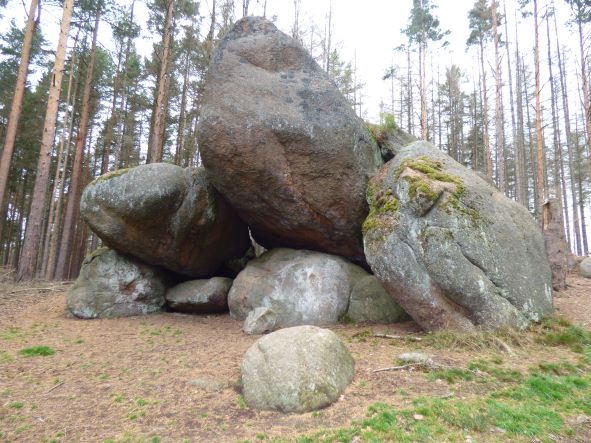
[0,351,13,363]
[9,401,24,409]
[236,394,247,410]
[293,318,591,443]
[18,345,54,357]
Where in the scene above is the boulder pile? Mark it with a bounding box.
[68,16,554,412]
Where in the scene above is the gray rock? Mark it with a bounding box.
[228,248,368,327]
[581,257,591,279]
[348,275,408,324]
[243,307,277,335]
[363,141,553,331]
[67,248,167,319]
[80,164,250,277]
[197,17,382,263]
[165,277,232,314]
[397,352,433,365]
[188,378,228,393]
[241,325,354,412]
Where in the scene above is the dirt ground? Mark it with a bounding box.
[0,272,590,443]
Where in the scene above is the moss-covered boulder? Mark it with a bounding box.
[363,141,553,331]
[347,275,408,324]
[197,17,382,264]
[80,164,250,278]
[67,248,167,318]
[241,326,354,412]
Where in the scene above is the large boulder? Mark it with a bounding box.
[165,277,232,314]
[67,248,167,319]
[228,248,367,327]
[363,141,553,331]
[197,17,383,263]
[241,325,354,412]
[80,164,250,278]
[581,257,591,279]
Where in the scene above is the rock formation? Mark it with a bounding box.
[197,16,383,263]
[165,277,232,314]
[80,163,250,278]
[363,141,553,331]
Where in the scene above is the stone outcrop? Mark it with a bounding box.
[363,141,553,331]
[80,164,250,278]
[241,325,354,412]
[228,248,367,327]
[197,17,383,263]
[581,257,591,279]
[67,248,167,319]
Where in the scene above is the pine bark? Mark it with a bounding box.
[0,0,40,245]
[16,0,74,281]
[533,0,545,224]
[147,0,174,164]
[54,9,101,281]
[491,1,506,192]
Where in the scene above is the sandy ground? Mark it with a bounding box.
[0,273,590,442]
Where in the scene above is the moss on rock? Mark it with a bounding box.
[88,168,131,186]
[362,181,399,234]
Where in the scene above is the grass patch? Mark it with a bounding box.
[0,326,24,340]
[236,394,247,410]
[9,401,24,409]
[0,351,13,363]
[18,345,54,357]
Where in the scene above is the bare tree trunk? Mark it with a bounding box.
[479,39,492,179]
[419,41,428,140]
[54,9,100,281]
[504,2,519,200]
[0,0,40,245]
[545,8,570,250]
[42,25,81,279]
[175,49,190,166]
[16,0,74,281]
[533,0,545,224]
[543,198,567,290]
[556,27,582,254]
[514,11,528,207]
[491,0,506,192]
[147,0,173,164]
[577,19,591,172]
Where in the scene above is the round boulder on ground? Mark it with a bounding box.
[241,325,354,412]
[67,248,167,319]
[581,257,591,279]
[165,277,233,314]
[228,248,367,327]
[80,164,250,278]
[198,17,383,263]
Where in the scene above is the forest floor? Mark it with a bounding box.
[0,272,590,443]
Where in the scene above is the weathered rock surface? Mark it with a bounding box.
[363,141,553,331]
[165,277,232,314]
[581,257,591,279]
[80,164,250,277]
[197,17,383,263]
[348,275,408,324]
[241,325,354,412]
[228,248,367,327]
[243,307,277,335]
[67,248,167,319]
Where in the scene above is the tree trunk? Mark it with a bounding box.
[577,19,591,172]
[543,198,567,290]
[147,0,173,164]
[504,2,519,201]
[491,0,506,192]
[0,0,40,245]
[479,39,492,179]
[533,0,545,225]
[175,49,190,166]
[16,0,74,281]
[54,9,101,281]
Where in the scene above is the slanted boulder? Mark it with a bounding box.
[165,277,232,314]
[363,141,553,331]
[197,17,383,263]
[80,164,250,278]
[228,248,367,327]
[67,248,167,319]
[348,275,408,324]
[241,325,354,412]
[581,257,591,279]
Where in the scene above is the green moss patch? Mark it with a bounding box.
[362,181,399,235]
[89,168,130,186]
